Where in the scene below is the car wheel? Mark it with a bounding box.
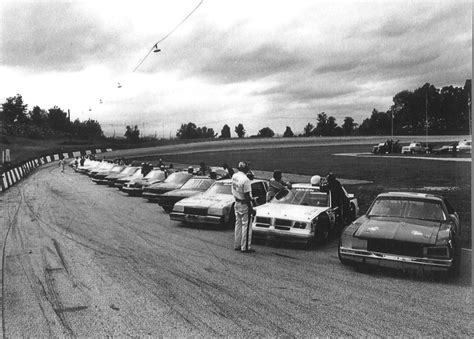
[448,237,462,279]
[315,215,330,242]
[338,240,351,266]
[226,204,236,229]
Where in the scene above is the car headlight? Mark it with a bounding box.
[208,207,223,216]
[423,246,450,259]
[293,221,307,229]
[173,205,184,213]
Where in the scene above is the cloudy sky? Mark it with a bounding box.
[0,0,471,137]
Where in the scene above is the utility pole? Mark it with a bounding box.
[425,91,428,148]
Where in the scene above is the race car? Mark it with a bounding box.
[338,192,461,276]
[252,183,358,245]
[170,179,268,227]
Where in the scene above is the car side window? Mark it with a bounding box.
[443,198,455,214]
[251,182,266,205]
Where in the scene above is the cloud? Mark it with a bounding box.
[0,2,139,72]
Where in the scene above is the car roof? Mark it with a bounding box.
[219,178,267,184]
[292,183,320,190]
[377,192,443,202]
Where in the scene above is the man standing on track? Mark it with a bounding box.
[231,161,256,253]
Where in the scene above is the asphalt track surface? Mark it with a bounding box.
[0,163,472,337]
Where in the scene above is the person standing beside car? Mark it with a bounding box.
[232,162,256,253]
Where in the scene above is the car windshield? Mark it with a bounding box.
[368,197,446,221]
[145,170,166,180]
[111,165,124,173]
[181,178,214,190]
[164,172,191,184]
[206,181,232,195]
[271,187,329,207]
[120,167,139,175]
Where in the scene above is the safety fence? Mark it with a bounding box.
[0,148,113,193]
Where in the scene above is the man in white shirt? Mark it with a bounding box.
[231,161,256,253]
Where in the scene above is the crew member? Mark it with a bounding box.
[221,163,234,179]
[232,162,256,253]
[320,172,350,224]
[266,169,292,202]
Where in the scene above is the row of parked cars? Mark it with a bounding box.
[72,158,462,277]
[372,139,471,155]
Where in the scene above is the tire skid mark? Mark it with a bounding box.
[20,187,124,260]
[1,189,23,338]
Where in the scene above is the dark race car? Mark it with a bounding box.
[338,192,461,277]
[142,172,194,202]
[155,176,215,212]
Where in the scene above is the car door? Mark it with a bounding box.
[251,182,267,206]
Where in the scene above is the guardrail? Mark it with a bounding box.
[0,148,113,193]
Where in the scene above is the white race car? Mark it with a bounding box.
[170,179,268,227]
[252,183,358,245]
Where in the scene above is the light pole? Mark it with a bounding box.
[425,92,428,148]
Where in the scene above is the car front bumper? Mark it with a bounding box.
[122,187,143,195]
[338,247,453,271]
[170,212,225,225]
[252,225,313,241]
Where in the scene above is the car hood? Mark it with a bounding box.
[147,182,183,192]
[163,189,201,198]
[179,194,234,209]
[353,216,441,245]
[256,203,329,222]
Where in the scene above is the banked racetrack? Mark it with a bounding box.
[0,162,472,337]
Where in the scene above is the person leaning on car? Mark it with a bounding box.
[320,172,350,224]
[231,161,256,253]
[266,170,292,202]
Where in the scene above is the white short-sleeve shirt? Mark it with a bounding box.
[231,171,251,200]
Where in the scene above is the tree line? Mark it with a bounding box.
[1,80,470,140]
[1,94,103,139]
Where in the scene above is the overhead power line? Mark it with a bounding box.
[133,0,204,72]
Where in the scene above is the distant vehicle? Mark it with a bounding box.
[104,166,141,187]
[456,139,471,153]
[91,165,126,184]
[155,176,215,212]
[372,140,401,154]
[252,183,358,245]
[432,143,457,155]
[170,179,268,227]
[401,142,431,154]
[142,172,194,202]
[338,192,461,277]
[121,169,167,196]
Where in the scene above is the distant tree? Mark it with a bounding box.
[47,106,69,131]
[71,119,104,139]
[177,122,216,139]
[125,125,140,142]
[220,124,231,138]
[283,126,294,137]
[176,122,198,139]
[314,112,328,136]
[235,123,246,138]
[327,116,338,136]
[303,122,314,137]
[342,117,356,136]
[197,126,217,138]
[29,105,47,125]
[257,127,275,138]
[2,94,28,123]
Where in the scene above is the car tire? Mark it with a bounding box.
[448,237,462,279]
[226,204,236,229]
[315,215,330,242]
[338,240,351,266]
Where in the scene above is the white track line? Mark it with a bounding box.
[335,153,471,162]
